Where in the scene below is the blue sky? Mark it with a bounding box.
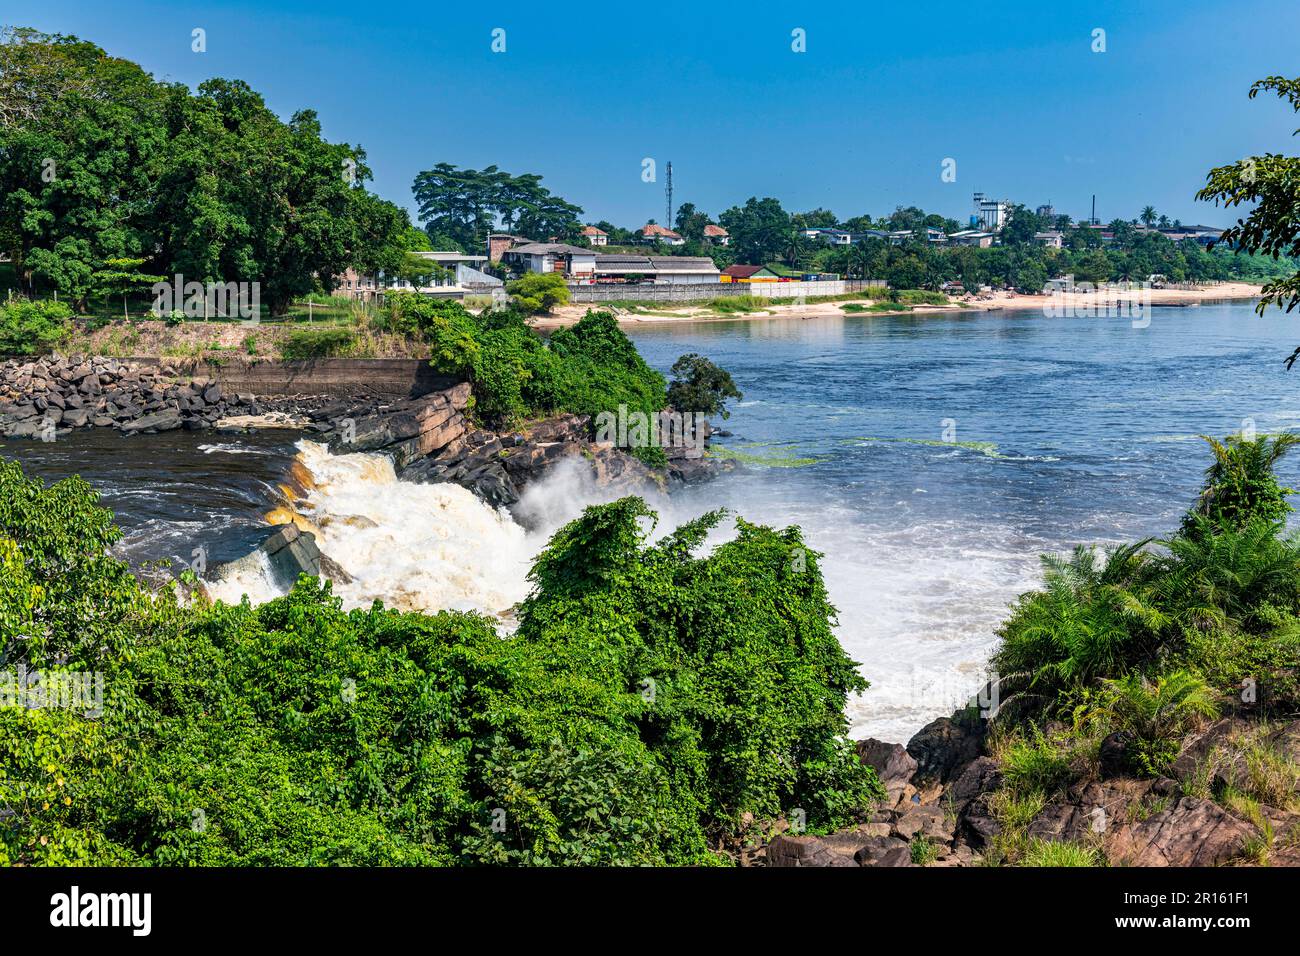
[6,0,1299,228]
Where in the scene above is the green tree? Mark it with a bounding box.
[507,272,570,314]
[718,197,791,265]
[1197,75,1300,319]
[666,353,743,418]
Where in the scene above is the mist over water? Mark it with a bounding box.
[4,300,1297,742]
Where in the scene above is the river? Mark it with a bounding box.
[2,299,1294,742]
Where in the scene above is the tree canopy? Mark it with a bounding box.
[0,27,411,314]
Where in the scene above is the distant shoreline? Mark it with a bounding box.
[532,282,1265,329]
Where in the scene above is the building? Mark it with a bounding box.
[580,226,608,246]
[502,242,597,280]
[335,252,501,301]
[703,224,730,246]
[641,224,686,246]
[802,228,854,245]
[1033,231,1065,249]
[720,264,781,283]
[972,192,1013,232]
[946,230,995,248]
[1036,204,1056,221]
[589,255,720,284]
[487,233,530,263]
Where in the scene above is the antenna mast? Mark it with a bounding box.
[665,161,674,230]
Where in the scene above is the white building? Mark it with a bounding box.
[502,242,597,279]
[972,192,1012,232]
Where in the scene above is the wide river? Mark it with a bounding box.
[3,299,1296,741]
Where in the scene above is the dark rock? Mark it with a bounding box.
[1110,797,1256,866]
[766,833,865,868]
[907,713,988,785]
[119,409,182,433]
[856,739,919,808]
[260,523,322,591]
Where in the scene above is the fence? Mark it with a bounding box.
[566,278,886,304]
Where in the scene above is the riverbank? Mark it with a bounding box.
[532,281,1264,328]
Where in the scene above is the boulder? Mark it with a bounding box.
[907,713,987,785]
[1109,797,1256,866]
[260,523,322,590]
[119,408,182,433]
[856,739,919,808]
[767,833,865,868]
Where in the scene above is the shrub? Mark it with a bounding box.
[1088,670,1220,776]
[1184,433,1299,534]
[507,273,570,314]
[0,461,877,865]
[667,353,743,419]
[0,298,73,355]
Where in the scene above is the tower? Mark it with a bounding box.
[665,161,674,231]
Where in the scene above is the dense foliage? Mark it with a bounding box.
[992,433,1300,740]
[506,273,571,315]
[385,293,667,438]
[0,297,71,355]
[666,353,743,419]
[411,163,583,251]
[0,27,411,314]
[0,461,879,865]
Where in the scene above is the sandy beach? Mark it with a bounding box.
[533,281,1265,329]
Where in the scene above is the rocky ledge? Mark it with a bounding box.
[1,353,729,511]
[303,387,728,510]
[759,709,1300,867]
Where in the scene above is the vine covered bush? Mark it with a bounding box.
[0,460,879,865]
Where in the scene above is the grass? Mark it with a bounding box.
[1019,839,1103,867]
[910,835,940,866]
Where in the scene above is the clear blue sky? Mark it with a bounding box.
[6,0,1299,228]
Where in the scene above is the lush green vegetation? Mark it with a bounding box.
[0,28,412,315]
[278,327,358,360]
[506,272,570,314]
[383,293,667,444]
[979,431,1300,862]
[0,297,71,354]
[0,462,879,865]
[666,354,743,419]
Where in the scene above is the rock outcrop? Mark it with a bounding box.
[764,712,1300,868]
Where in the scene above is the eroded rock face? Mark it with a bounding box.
[1109,797,1256,867]
[857,739,919,809]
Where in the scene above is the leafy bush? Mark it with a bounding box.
[278,327,356,359]
[0,461,878,865]
[0,298,72,355]
[1184,433,1299,534]
[386,295,669,458]
[667,353,743,419]
[1087,670,1220,776]
[506,273,570,314]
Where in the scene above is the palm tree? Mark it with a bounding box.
[1139,205,1158,227]
[1184,432,1300,533]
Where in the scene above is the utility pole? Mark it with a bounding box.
[665,161,674,231]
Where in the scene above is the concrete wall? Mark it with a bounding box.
[566,278,886,304]
[132,357,461,399]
